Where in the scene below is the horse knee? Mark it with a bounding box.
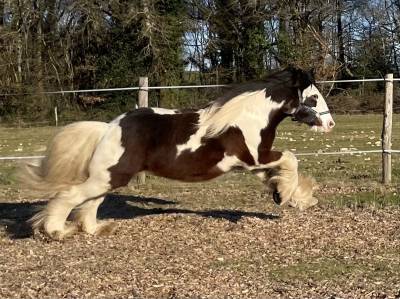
[263,150,298,171]
[279,150,298,171]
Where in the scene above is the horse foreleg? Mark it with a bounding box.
[289,174,318,211]
[252,150,299,206]
[253,151,318,210]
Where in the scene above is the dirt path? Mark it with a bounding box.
[1,194,399,299]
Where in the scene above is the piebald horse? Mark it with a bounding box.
[22,67,335,240]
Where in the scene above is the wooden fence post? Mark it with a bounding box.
[138,76,148,108]
[54,106,58,127]
[137,76,148,184]
[382,73,393,185]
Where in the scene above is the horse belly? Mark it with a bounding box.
[153,167,223,182]
[147,150,225,182]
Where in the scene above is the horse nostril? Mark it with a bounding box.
[328,120,335,128]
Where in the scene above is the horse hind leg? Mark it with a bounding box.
[67,170,136,237]
[30,200,79,240]
[71,196,117,236]
[30,124,131,240]
[30,177,111,240]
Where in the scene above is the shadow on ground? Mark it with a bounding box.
[0,194,279,239]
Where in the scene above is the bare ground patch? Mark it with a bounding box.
[1,187,400,299]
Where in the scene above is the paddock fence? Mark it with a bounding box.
[0,75,399,184]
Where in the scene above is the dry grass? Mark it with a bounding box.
[0,114,400,298]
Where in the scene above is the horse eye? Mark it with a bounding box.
[304,96,317,107]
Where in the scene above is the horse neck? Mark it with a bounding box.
[258,106,287,150]
[228,97,287,152]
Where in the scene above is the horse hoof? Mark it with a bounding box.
[46,223,79,241]
[273,191,282,205]
[95,221,118,236]
[48,230,66,241]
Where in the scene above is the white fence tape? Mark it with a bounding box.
[0,77,399,96]
[295,149,400,156]
[317,78,400,83]
[1,149,400,161]
[0,155,45,161]
[0,85,227,96]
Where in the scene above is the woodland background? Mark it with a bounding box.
[1,0,400,123]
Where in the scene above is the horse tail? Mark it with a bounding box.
[19,121,110,197]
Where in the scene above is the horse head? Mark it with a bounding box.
[283,67,335,133]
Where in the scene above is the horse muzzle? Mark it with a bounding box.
[314,112,335,132]
[293,106,335,133]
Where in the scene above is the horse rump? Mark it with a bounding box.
[18,121,110,197]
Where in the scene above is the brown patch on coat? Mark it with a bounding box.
[108,109,258,188]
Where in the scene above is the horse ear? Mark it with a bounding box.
[290,67,306,88]
[290,66,316,91]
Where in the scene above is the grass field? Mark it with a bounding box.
[1,114,399,206]
[0,114,400,298]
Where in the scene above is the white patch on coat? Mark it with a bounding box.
[301,84,335,132]
[216,154,244,172]
[151,107,178,115]
[233,92,284,163]
[175,89,283,163]
[176,112,207,155]
[89,124,125,184]
[110,113,127,125]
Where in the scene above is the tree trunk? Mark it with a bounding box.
[0,0,4,26]
[15,1,23,84]
[277,14,290,66]
[389,1,400,75]
[34,0,44,93]
[336,0,346,79]
[240,0,265,80]
[16,33,22,83]
[215,0,236,82]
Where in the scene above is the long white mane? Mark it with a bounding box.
[197,70,297,138]
[198,89,267,137]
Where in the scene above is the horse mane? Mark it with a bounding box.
[199,89,266,137]
[198,68,304,138]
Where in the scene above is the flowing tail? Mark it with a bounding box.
[19,121,110,197]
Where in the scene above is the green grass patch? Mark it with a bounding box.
[322,191,400,208]
[1,114,399,207]
[268,256,400,283]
